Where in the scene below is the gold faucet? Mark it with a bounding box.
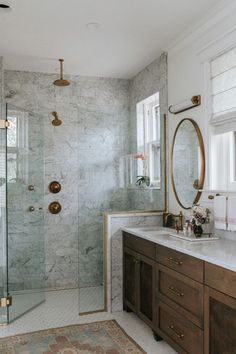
[163,211,183,231]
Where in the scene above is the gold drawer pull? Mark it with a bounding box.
[166,257,183,266]
[168,286,184,297]
[168,325,184,339]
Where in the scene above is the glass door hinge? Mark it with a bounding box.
[0,296,12,308]
[0,120,10,129]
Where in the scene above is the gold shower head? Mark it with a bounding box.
[53,59,70,86]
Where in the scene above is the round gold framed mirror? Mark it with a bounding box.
[171,118,205,209]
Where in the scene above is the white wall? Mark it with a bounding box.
[167,0,236,213]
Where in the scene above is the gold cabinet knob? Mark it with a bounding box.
[49,181,61,194]
[49,201,62,214]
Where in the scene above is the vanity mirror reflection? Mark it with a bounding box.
[171,118,205,209]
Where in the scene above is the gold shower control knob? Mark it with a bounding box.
[49,181,61,193]
[49,201,62,214]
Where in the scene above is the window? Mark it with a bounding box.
[136,92,161,188]
[210,46,236,191]
[6,110,29,184]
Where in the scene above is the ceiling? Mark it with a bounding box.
[0,0,223,78]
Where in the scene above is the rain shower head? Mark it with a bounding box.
[53,59,70,86]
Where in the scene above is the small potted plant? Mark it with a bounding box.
[190,205,211,237]
[135,175,150,187]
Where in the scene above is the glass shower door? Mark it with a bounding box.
[6,104,45,322]
[0,109,8,325]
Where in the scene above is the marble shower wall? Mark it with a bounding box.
[4,71,130,290]
[3,52,167,290]
[128,52,168,210]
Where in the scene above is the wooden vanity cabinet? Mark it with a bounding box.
[156,264,204,328]
[123,232,236,354]
[156,253,204,354]
[123,233,156,329]
[157,301,203,354]
[123,247,138,312]
[156,244,204,282]
[204,263,236,354]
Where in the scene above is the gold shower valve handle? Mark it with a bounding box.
[49,181,61,193]
[49,201,62,214]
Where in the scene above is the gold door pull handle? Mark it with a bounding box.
[168,286,184,297]
[166,257,183,266]
[168,325,184,339]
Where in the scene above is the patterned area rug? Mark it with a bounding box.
[0,320,146,354]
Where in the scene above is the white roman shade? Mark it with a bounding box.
[210,46,236,134]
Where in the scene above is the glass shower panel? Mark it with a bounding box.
[0,119,8,325]
[6,104,45,322]
[78,191,105,314]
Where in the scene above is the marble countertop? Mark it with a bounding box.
[122,226,236,272]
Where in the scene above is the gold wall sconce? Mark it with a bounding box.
[51,111,62,126]
[48,201,62,214]
[168,95,201,115]
[49,181,61,194]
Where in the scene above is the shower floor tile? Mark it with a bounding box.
[0,289,176,354]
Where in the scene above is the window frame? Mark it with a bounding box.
[207,45,236,192]
[136,93,161,189]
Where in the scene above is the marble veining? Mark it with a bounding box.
[128,52,168,210]
[107,213,163,312]
[4,70,131,291]
[122,226,236,272]
[3,52,168,292]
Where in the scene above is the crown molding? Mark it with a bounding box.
[167,0,236,56]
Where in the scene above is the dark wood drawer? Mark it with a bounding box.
[205,262,236,299]
[157,301,204,354]
[157,264,204,328]
[123,232,156,260]
[156,244,204,282]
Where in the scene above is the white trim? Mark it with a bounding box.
[203,61,212,191]
[167,0,236,56]
[210,111,236,127]
[197,26,236,61]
